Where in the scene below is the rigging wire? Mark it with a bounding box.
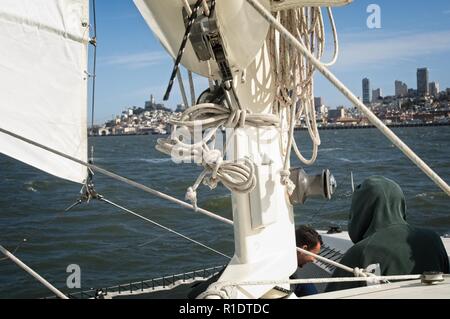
[98,196,231,259]
[163,0,204,101]
[0,127,233,227]
[0,239,26,262]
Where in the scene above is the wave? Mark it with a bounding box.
[320,147,343,153]
[336,156,399,164]
[24,181,38,193]
[413,191,446,199]
[337,157,353,163]
[26,186,38,193]
[139,158,173,164]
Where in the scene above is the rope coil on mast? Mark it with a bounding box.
[246,0,450,196]
[270,7,337,176]
[163,3,342,199]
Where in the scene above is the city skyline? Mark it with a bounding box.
[359,67,444,104]
[91,0,450,124]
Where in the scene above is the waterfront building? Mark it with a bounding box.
[327,109,341,123]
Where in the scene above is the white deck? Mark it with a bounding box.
[303,277,450,299]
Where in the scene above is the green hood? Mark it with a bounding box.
[348,176,407,243]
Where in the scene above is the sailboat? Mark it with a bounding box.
[0,0,449,299]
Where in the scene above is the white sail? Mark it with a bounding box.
[0,0,89,184]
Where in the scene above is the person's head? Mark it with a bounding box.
[348,176,407,244]
[295,225,323,267]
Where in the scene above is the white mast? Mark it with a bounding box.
[134,0,353,298]
[135,0,296,298]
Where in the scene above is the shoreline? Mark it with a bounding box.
[295,122,450,131]
[90,122,450,137]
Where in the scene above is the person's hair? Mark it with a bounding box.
[295,225,323,250]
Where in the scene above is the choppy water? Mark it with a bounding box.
[0,127,449,298]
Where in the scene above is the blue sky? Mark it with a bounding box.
[90,0,450,124]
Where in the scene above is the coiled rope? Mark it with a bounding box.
[246,0,450,196]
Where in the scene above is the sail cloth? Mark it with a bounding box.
[0,0,90,184]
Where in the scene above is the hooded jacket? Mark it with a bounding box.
[325,176,449,292]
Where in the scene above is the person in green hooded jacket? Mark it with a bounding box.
[325,176,449,292]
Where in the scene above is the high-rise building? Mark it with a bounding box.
[314,97,324,115]
[362,78,371,105]
[408,88,417,97]
[429,82,440,97]
[314,97,324,108]
[372,88,382,103]
[395,80,408,97]
[417,68,429,96]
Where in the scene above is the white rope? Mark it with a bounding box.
[181,0,192,16]
[0,244,69,299]
[246,0,450,196]
[157,136,257,209]
[269,7,329,191]
[170,103,279,130]
[321,7,339,67]
[201,0,210,17]
[297,247,366,276]
[99,197,231,259]
[280,78,298,195]
[158,101,279,208]
[213,274,423,290]
[268,6,326,182]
